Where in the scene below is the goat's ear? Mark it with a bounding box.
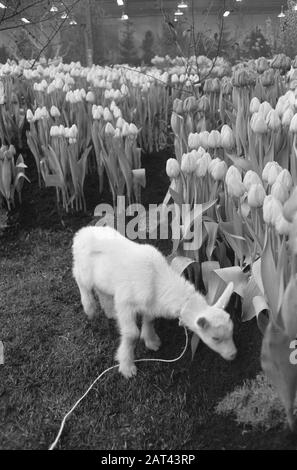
[214,282,234,309]
[197,317,210,330]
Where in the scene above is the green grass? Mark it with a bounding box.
[215,373,296,430]
[0,229,199,450]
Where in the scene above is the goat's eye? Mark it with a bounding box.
[212,337,221,342]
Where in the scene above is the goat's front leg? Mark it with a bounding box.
[115,305,139,378]
[141,316,161,351]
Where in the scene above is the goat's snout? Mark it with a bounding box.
[225,349,237,361]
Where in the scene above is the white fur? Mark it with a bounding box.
[72,226,237,378]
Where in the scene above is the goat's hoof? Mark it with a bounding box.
[85,308,98,320]
[119,363,137,379]
[145,336,161,351]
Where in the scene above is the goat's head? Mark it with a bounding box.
[180,282,237,361]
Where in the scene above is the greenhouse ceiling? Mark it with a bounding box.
[100,0,282,18]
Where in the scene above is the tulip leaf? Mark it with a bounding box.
[204,221,218,260]
[201,261,226,305]
[132,168,146,188]
[261,229,279,320]
[281,276,297,340]
[170,255,197,276]
[261,321,297,431]
[214,266,248,297]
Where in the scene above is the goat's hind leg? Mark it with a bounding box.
[75,278,98,320]
[115,304,139,378]
[141,316,161,351]
[97,290,115,319]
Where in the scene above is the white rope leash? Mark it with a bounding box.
[49,327,189,450]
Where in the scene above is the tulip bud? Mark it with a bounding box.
[50,125,59,137]
[283,187,297,222]
[173,99,184,114]
[171,112,183,136]
[26,109,34,122]
[243,170,262,191]
[210,159,228,181]
[50,105,60,118]
[199,131,209,149]
[195,153,209,177]
[258,101,272,120]
[263,195,283,225]
[274,214,291,236]
[262,161,282,185]
[265,109,281,132]
[247,183,266,208]
[282,107,294,127]
[181,153,198,175]
[208,130,221,149]
[86,91,95,103]
[105,122,115,136]
[275,169,293,191]
[225,166,245,198]
[251,113,268,134]
[197,95,210,113]
[103,107,113,121]
[221,124,235,150]
[166,158,180,179]
[122,122,130,137]
[271,181,289,203]
[129,123,138,136]
[69,124,78,139]
[250,97,261,114]
[188,132,201,150]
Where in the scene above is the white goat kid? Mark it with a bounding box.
[72,226,237,378]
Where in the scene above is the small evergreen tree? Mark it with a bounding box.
[283,0,297,57]
[119,21,139,65]
[242,27,271,59]
[142,30,155,65]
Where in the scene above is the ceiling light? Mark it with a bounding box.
[61,12,69,19]
[174,9,184,16]
[117,0,124,5]
[278,6,285,17]
[0,2,6,8]
[178,1,188,8]
[294,3,297,11]
[121,13,128,20]
[50,4,58,12]
[21,17,30,23]
[223,10,230,17]
[69,19,77,25]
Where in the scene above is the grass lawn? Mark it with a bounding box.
[2,228,297,450]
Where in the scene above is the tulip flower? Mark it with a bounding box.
[221,125,235,150]
[263,195,283,225]
[250,97,261,114]
[251,113,268,134]
[271,181,289,204]
[210,159,228,181]
[208,130,221,149]
[247,183,266,208]
[181,153,198,175]
[188,133,201,150]
[275,169,293,191]
[262,162,282,185]
[166,158,180,179]
[265,109,281,132]
[199,131,210,149]
[275,214,291,236]
[225,165,245,198]
[243,170,263,191]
